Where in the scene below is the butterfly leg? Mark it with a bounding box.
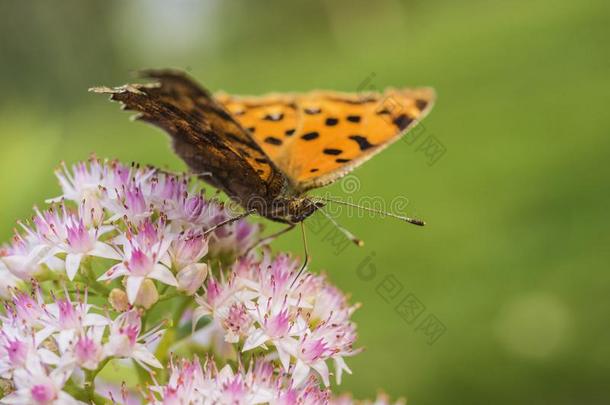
[317,207,365,247]
[290,222,310,288]
[203,209,255,236]
[246,223,296,254]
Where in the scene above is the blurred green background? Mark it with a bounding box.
[1,0,609,403]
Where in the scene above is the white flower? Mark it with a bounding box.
[103,310,163,371]
[0,356,85,405]
[0,260,20,298]
[39,290,108,352]
[98,219,177,304]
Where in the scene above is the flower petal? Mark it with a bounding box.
[65,253,83,281]
[91,242,121,260]
[311,360,330,386]
[242,329,268,352]
[292,359,311,387]
[149,264,177,287]
[133,345,162,368]
[126,276,145,304]
[97,263,128,281]
[192,306,211,333]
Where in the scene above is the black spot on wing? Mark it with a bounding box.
[415,99,428,110]
[336,158,351,163]
[325,117,339,126]
[247,127,256,133]
[348,135,374,151]
[393,114,413,131]
[301,132,320,141]
[323,148,342,156]
[310,168,319,173]
[264,136,283,146]
[285,128,296,136]
[346,115,361,123]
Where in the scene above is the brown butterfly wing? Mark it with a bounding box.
[91,70,289,206]
[216,88,435,192]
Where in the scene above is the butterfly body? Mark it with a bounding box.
[92,69,434,224]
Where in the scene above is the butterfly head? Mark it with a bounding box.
[255,196,324,224]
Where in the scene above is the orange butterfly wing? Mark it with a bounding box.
[217,89,435,191]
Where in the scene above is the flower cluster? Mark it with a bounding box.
[0,158,403,404]
[146,357,403,405]
[193,253,359,386]
[1,159,257,298]
[0,287,160,404]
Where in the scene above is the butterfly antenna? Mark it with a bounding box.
[291,222,309,288]
[203,209,255,236]
[317,207,365,247]
[315,196,425,226]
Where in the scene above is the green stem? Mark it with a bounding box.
[85,265,110,296]
[154,296,191,364]
[84,357,111,403]
[158,290,180,302]
[66,380,108,405]
[75,257,110,296]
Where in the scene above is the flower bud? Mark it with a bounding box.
[177,263,208,295]
[109,288,129,312]
[81,192,104,228]
[134,279,159,309]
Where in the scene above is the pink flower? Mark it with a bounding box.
[0,158,401,403]
[149,358,330,404]
[4,204,119,281]
[103,310,163,371]
[1,234,52,280]
[51,157,154,207]
[168,229,208,271]
[193,253,359,386]
[73,330,104,370]
[39,289,108,350]
[221,302,252,343]
[0,328,34,378]
[98,219,177,303]
[0,357,83,405]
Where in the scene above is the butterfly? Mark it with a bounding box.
[92,69,434,234]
